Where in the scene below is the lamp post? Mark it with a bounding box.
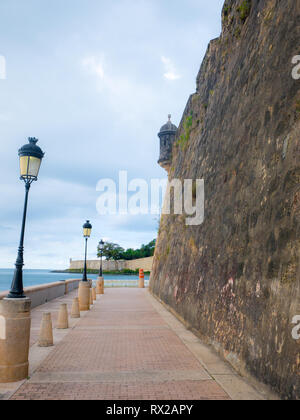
[82,220,92,282]
[98,239,104,277]
[0,137,44,383]
[7,138,45,299]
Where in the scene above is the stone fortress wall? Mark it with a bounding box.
[150,0,300,400]
[69,256,154,272]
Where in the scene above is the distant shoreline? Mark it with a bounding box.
[51,270,69,273]
[51,269,151,276]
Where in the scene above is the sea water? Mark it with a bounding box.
[0,269,149,292]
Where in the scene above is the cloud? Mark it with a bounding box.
[0,113,11,121]
[0,0,223,269]
[161,56,181,81]
[0,225,13,231]
[81,54,158,124]
[81,56,105,80]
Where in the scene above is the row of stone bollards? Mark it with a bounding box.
[37,278,104,348]
[0,274,144,382]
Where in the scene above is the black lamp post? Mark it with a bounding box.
[98,240,104,277]
[82,220,92,282]
[7,138,45,299]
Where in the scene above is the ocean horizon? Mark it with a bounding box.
[0,268,149,292]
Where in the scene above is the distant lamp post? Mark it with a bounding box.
[82,220,92,282]
[98,240,105,277]
[7,138,45,299]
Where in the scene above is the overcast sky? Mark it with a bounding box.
[0,0,224,269]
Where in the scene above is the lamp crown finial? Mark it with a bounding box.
[28,137,38,144]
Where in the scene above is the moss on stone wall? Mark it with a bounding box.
[176,113,193,151]
[237,0,252,22]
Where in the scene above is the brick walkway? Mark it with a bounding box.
[6,288,268,400]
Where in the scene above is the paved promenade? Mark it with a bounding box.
[0,288,273,400]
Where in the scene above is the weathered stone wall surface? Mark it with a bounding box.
[150,0,300,400]
[69,257,153,272]
[126,257,154,272]
[70,259,126,271]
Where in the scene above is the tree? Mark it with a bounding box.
[98,242,124,261]
[96,239,156,261]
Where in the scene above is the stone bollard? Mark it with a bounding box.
[38,313,53,347]
[96,278,102,295]
[92,287,97,301]
[101,278,105,294]
[89,288,93,306]
[0,297,31,383]
[138,269,145,288]
[71,297,80,319]
[97,277,104,295]
[78,281,90,311]
[57,304,69,329]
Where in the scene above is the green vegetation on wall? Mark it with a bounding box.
[177,112,193,151]
[237,0,251,23]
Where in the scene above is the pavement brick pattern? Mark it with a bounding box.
[11,288,231,400]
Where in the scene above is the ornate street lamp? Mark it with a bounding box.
[98,239,105,277]
[82,220,92,282]
[7,138,45,299]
